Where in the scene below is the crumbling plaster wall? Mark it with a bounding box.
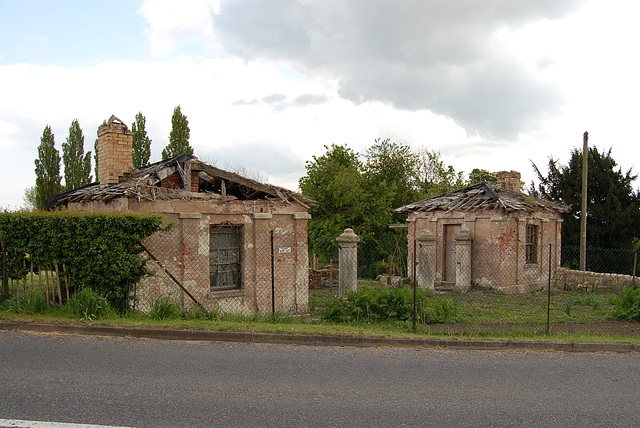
[407,209,562,293]
[69,197,310,314]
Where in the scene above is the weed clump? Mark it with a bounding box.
[322,285,457,324]
[148,296,183,320]
[0,291,48,314]
[611,287,640,322]
[67,288,111,320]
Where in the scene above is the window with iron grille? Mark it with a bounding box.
[525,224,539,264]
[210,224,241,290]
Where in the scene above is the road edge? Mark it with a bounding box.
[1,321,638,353]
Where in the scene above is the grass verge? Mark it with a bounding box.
[1,287,638,345]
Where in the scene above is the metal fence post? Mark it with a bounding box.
[271,230,275,313]
[0,229,7,298]
[547,244,552,335]
[633,252,637,289]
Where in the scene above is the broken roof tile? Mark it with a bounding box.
[395,182,569,214]
[47,153,315,209]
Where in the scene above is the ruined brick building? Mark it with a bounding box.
[49,115,314,314]
[396,172,570,293]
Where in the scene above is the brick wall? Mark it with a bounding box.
[97,119,133,187]
[161,170,200,192]
[496,170,521,191]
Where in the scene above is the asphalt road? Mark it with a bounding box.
[1,331,639,427]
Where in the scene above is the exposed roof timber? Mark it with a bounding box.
[47,153,315,208]
[396,182,569,214]
[157,166,176,181]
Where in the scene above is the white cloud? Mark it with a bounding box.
[2,0,639,210]
[139,0,221,56]
[1,57,475,205]
[205,0,585,139]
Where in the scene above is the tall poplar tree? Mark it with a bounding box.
[162,105,193,160]
[62,119,92,191]
[94,137,99,179]
[34,125,63,209]
[132,111,152,168]
[93,120,107,179]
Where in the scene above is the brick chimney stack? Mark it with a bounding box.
[496,170,521,192]
[97,115,133,188]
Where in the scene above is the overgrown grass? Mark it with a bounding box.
[310,287,617,325]
[1,285,637,344]
[450,289,614,324]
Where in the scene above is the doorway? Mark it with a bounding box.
[443,224,461,282]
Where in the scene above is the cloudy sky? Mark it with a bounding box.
[1,0,639,209]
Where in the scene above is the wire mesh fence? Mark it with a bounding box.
[470,242,558,293]
[136,221,305,315]
[311,236,639,335]
[561,245,638,275]
[0,219,307,315]
[357,235,408,279]
[1,220,638,326]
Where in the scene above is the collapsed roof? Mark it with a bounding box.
[395,182,569,214]
[47,154,314,209]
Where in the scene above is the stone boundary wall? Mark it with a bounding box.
[554,267,638,292]
[309,268,339,289]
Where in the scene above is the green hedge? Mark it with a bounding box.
[0,211,166,311]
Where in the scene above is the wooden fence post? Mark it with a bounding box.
[54,264,62,305]
[0,229,8,298]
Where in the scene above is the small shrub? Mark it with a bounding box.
[420,296,458,323]
[322,297,352,323]
[67,288,111,320]
[611,287,640,322]
[148,296,183,320]
[321,285,455,325]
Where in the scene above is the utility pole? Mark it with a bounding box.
[580,131,588,271]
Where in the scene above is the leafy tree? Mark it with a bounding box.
[416,148,465,197]
[34,125,63,209]
[361,139,423,277]
[162,105,192,160]
[363,138,422,219]
[300,141,468,276]
[533,146,640,249]
[62,119,92,191]
[132,111,152,168]
[300,141,424,272]
[468,168,497,185]
[23,186,37,211]
[299,144,367,258]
